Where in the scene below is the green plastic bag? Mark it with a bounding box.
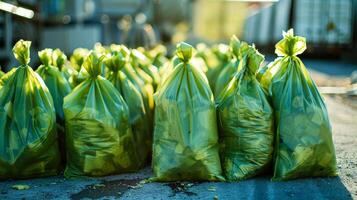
[214,36,244,97]
[105,51,151,167]
[131,49,160,90]
[0,40,60,180]
[216,43,274,181]
[36,48,72,163]
[207,43,230,91]
[152,42,223,181]
[63,51,140,177]
[259,29,337,180]
[68,48,89,88]
[52,48,75,81]
[115,45,155,133]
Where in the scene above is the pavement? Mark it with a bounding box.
[1,58,357,200]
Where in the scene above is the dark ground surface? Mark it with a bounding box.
[0,58,356,200]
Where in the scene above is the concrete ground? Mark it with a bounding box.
[1,58,357,200]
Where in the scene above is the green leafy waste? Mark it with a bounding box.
[259,29,337,180]
[63,51,141,178]
[216,41,274,181]
[0,40,60,180]
[152,42,223,181]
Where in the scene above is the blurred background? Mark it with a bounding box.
[0,0,356,70]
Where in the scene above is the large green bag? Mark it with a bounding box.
[214,36,244,97]
[152,42,223,181]
[36,48,71,163]
[0,40,60,180]
[259,30,337,180]
[63,51,140,177]
[105,51,151,167]
[216,43,274,181]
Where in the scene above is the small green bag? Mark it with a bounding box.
[63,51,140,177]
[36,48,72,163]
[52,48,75,81]
[214,36,244,97]
[105,51,152,168]
[260,29,337,180]
[0,40,60,180]
[152,42,223,181]
[216,43,274,181]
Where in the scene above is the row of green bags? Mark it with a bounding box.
[0,40,157,179]
[152,30,336,181]
[0,29,337,181]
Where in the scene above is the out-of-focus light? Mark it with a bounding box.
[0,1,34,19]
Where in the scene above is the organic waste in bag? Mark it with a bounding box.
[63,51,140,177]
[214,36,244,97]
[259,29,337,180]
[216,43,274,181]
[68,48,89,88]
[36,48,72,163]
[152,42,223,181]
[105,51,151,167]
[0,40,60,179]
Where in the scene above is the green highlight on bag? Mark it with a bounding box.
[0,40,60,180]
[259,29,337,181]
[152,42,224,181]
[63,51,141,178]
[216,43,274,181]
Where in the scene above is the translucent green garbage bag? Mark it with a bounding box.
[131,49,160,90]
[0,40,60,180]
[105,51,151,167]
[115,45,155,133]
[68,48,89,88]
[207,44,230,91]
[259,29,337,180]
[214,36,244,97]
[52,48,75,81]
[216,43,274,181]
[63,51,140,178]
[36,48,72,164]
[152,42,223,181]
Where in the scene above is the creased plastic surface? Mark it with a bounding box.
[152,42,223,181]
[259,29,337,180]
[0,40,60,180]
[105,51,151,168]
[63,51,140,178]
[216,43,274,181]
